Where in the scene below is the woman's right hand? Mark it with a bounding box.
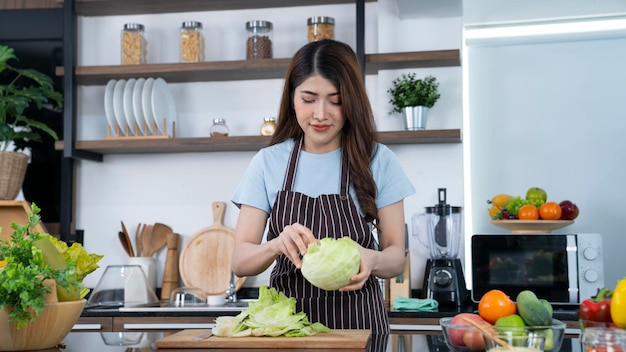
[272,222,318,269]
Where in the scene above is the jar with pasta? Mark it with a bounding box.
[246,20,273,60]
[307,16,334,42]
[121,23,146,65]
[180,21,204,63]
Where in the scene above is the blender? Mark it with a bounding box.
[413,188,467,306]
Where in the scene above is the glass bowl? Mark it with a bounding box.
[440,317,486,351]
[169,287,209,307]
[87,265,159,308]
[492,319,566,352]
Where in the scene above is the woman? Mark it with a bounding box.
[231,39,415,334]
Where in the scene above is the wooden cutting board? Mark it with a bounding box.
[179,201,245,295]
[155,329,371,349]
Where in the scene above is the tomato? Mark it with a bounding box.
[478,289,517,324]
[518,204,539,220]
[539,201,563,220]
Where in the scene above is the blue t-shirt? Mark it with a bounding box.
[232,139,415,218]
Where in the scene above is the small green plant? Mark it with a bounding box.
[0,45,62,152]
[387,73,440,114]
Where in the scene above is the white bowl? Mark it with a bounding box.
[207,295,226,306]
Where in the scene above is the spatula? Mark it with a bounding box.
[141,224,154,257]
[149,222,172,256]
[136,223,145,257]
[120,221,135,257]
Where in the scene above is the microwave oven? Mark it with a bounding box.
[471,233,604,305]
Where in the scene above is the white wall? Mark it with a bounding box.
[75,1,465,290]
[463,0,626,289]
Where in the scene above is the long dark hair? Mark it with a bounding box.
[270,39,379,225]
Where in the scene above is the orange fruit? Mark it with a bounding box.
[518,204,539,220]
[478,289,517,324]
[539,201,563,220]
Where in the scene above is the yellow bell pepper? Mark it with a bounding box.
[611,277,626,328]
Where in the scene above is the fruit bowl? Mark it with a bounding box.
[440,317,485,351]
[492,319,566,352]
[490,220,574,234]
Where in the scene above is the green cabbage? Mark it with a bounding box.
[300,237,360,291]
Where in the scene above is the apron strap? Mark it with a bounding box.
[282,138,303,191]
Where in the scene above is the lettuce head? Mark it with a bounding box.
[300,237,360,291]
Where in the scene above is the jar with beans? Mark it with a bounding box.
[180,21,204,63]
[307,16,335,42]
[246,20,273,60]
[121,23,147,65]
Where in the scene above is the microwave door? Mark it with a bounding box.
[566,235,579,304]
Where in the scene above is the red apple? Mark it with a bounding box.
[448,313,487,346]
[559,200,579,220]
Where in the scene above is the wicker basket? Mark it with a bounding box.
[0,151,29,200]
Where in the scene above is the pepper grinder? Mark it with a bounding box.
[161,232,180,300]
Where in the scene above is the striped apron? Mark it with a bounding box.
[267,138,389,335]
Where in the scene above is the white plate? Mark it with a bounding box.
[123,78,137,135]
[112,79,127,135]
[141,78,156,134]
[151,78,177,136]
[132,78,146,134]
[104,79,117,134]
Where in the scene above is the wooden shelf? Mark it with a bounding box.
[54,129,462,154]
[74,0,376,16]
[56,50,460,85]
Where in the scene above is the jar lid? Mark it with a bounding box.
[213,118,226,124]
[246,20,273,31]
[264,117,276,122]
[123,23,145,31]
[182,21,203,29]
[307,16,335,25]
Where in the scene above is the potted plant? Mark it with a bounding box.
[0,45,63,200]
[0,204,103,350]
[387,73,440,130]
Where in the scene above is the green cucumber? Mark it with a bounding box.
[516,290,552,326]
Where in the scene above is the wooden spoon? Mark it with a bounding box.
[118,231,134,257]
[120,221,135,257]
[136,223,145,257]
[141,224,154,257]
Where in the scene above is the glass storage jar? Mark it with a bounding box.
[581,327,626,352]
[260,117,276,136]
[121,23,146,65]
[210,118,229,137]
[180,21,204,63]
[246,20,273,59]
[307,16,335,42]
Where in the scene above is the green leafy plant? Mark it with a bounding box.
[387,73,440,114]
[0,204,102,329]
[0,45,63,152]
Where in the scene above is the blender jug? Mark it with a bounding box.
[413,189,463,259]
[412,188,467,306]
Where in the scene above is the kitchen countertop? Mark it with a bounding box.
[55,329,584,351]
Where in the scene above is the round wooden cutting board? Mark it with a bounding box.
[179,201,246,296]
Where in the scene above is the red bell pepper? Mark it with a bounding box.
[580,287,613,322]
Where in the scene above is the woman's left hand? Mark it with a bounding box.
[338,244,375,291]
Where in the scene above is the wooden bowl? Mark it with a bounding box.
[0,299,86,351]
[490,219,574,234]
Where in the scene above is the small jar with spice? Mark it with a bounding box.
[260,117,276,136]
[121,23,147,65]
[307,16,335,42]
[246,20,273,60]
[180,21,204,63]
[210,118,229,137]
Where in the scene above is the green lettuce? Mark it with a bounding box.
[212,286,329,337]
[300,237,360,291]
